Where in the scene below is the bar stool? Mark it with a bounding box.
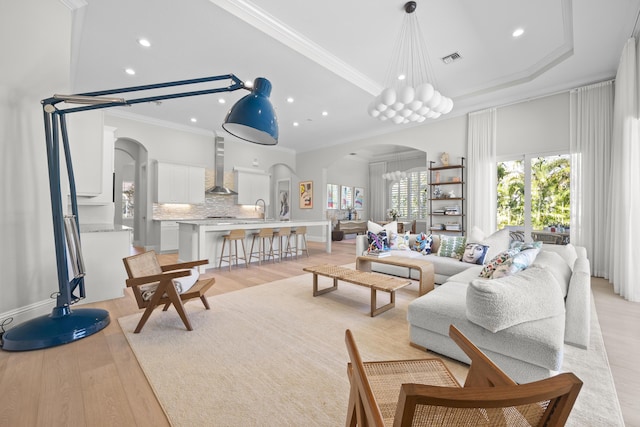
[249,228,275,265]
[218,229,248,271]
[272,227,293,261]
[290,226,309,258]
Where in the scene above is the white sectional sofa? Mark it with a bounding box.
[355,229,591,384]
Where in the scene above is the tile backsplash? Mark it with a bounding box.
[153,195,261,220]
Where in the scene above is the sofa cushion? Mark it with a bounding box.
[437,235,466,259]
[466,267,565,333]
[540,243,578,269]
[425,254,478,278]
[531,251,572,297]
[446,265,485,283]
[479,228,511,262]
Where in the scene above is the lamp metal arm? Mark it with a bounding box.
[42,73,247,114]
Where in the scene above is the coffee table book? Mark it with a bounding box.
[367,251,391,258]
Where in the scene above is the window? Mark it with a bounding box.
[122,181,135,219]
[389,170,429,219]
[497,154,570,233]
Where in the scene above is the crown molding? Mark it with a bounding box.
[209,0,381,95]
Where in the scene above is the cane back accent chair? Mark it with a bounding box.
[345,325,582,427]
[123,250,215,333]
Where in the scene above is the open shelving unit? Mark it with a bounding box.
[428,157,465,236]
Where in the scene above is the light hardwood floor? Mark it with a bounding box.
[0,240,638,426]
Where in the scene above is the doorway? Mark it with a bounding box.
[114,138,148,247]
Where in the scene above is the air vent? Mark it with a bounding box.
[441,52,462,64]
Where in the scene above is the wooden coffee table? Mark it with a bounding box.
[302,264,412,317]
[356,255,435,296]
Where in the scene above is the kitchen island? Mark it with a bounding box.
[177,219,332,271]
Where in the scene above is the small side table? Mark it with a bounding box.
[332,230,345,241]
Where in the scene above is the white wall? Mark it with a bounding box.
[1,0,73,317]
[105,114,217,168]
[496,92,570,157]
[326,156,369,219]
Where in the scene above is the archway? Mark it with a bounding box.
[114,138,148,247]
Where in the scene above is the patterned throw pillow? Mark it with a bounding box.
[461,243,490,265]
[396,231,412,251]
[412,232,433,254]
[509,241,543,251]
[479,248,521,278]
[367,230,389,251]
[437,235,466,259]
[367,220,398,249]
[491,247,541,279]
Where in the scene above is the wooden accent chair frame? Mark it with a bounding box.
[123,250,215,333]
[345,325,582,427]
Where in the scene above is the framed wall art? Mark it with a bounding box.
[299,181,313,209]
[353,187,364,210]
[327,183,339,209]
[340,185,353,210]
[277,179,291,220]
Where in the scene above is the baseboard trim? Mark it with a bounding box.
[0,299,56,330]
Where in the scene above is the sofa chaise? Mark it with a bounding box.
[355,226,591,384]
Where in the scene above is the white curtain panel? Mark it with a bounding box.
[467,108,497,236]
[569,81,613,278]
[607,37,640,301]
[369,162,386,222]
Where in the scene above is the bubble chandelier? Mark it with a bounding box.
[368,1,453,124]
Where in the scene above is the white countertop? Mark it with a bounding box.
[80,223,132,233]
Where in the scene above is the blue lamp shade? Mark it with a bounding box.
[223,77,278,145]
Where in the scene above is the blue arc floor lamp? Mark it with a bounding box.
[1,74,278,351]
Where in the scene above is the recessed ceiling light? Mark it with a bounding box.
[322,111,328,117]
[293,122,299,127]
[125,68,136,75]
[138,38,151,47]
[512,28,524,38]
[218,98,226,104]
[190,118,197,123]
[287,97,294,103]
[398,74,406,81]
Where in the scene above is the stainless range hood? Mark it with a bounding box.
[206,136,237,195]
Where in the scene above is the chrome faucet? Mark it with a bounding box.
[255,198,267,221]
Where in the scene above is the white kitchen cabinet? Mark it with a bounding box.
[66,110,105,196]
[234,167,270,205]
[154,161,205,204]
[160,221,179,252]
[188,166,205,204]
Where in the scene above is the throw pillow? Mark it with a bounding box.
[479,228,511,263]
[537,243,578,269]
[491,247,541,279]
[367,230,389,252]
[461,243,490,265]
[412,232,433,254]
[479,248,521,278]
[437,235,466,259]
[396,231,412,251]
[466,226,486,244]
[367,220,398,249]
[509,241,543,251]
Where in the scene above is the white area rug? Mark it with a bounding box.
[119,272,623,426]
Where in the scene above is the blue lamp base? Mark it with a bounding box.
[1,307,110,351]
